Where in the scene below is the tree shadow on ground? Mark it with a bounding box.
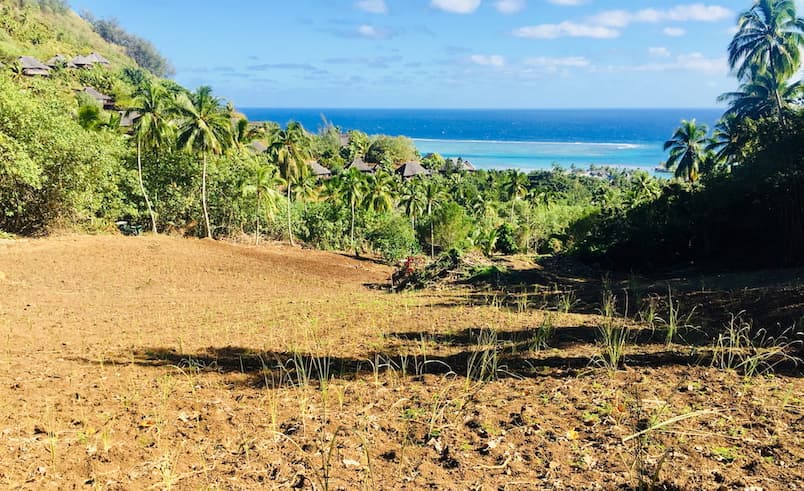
[72,323,802,389]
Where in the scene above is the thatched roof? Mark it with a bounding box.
[347,157,376,173]
[87,52,111,66]
[309,161,332,178]
[46,54,74,68]
[339,133,350,147]
[396,161,431,179]
[460,160,476,172]
[70,55,94,67]
[19,56,50,76]
[119,111,141,128]
[80,86,112,102]
[249,141,268,153]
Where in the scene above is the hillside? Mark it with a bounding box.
[0,235,802,489]
[0,0,135,68]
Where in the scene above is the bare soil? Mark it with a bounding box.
[0,235,801,490]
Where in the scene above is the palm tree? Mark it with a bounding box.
[728,0,804,82]
[422,178,448,257]
[718,71,803,122]
[335,167,367,252]
[399,178,426,228]
[628,170,661,205]
[503,171,529,221]
[266,122,312,246]
[241,163,283,244]
[363,170,396,213]
[663,119,709,183]
[706,115,748,166]
[174,86,233,238]
[290,172,319,209]
[130,80,173,233]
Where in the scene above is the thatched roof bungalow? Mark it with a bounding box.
[86,52,111,66]
[346,157,376,174]
[309,161,332,179]
[249,141,268,153]
[396,161,431,179]
[46,54,75,68]
[79,86,115,109]
[19,56,50,76]
[119,111,141,128]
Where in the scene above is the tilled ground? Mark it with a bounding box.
[0,235,801,490]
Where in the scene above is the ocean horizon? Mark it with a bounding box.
[239,108,724,173]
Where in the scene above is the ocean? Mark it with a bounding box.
[239,108,724,173]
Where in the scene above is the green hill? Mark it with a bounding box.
[0,0,136,68]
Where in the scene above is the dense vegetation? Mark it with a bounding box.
[0,0,802,272]
[81,14,174,78]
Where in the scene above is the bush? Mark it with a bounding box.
[496,223,518,254]
[428,202,473,254]
[367,213,418,263]
[0,75,131,234]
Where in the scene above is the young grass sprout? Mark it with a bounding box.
[711,312,803,377]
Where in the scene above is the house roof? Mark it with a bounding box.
[396,161,431,178]
[249,141,268,153]
[19,56,50,71]
[347,157,376,173]
[460,160,476,172]
[309,161,332,177]
[70,55,94,67]
[46,54,70,67]
[87,52,111,65]
[119,111,141,128]
[81,86,113,102]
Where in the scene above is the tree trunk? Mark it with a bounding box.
[429,203,434,258]
[769,57,787,128]
[287,185,294,246]
[202,152,211,239]
[137,137,157,233]
[351,199,356,254]
[255,190,260,245]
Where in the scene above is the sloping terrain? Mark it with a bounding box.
[0,235,801,490]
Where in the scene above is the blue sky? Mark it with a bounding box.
[66,1,787,108]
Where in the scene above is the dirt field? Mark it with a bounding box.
[0,235,802,490]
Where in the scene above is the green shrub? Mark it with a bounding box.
[496,223,518,254]
[367,212,418,263]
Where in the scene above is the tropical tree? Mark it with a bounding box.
[363,170,396,213]
[718,71,803,123]
[399,178,426,227]
[266,121,312,246]
[503,171,529,221]
[706,114,749,166]
[241,162,283,244]
[174,86,233,238]
[290,172,319,209]
[728,0,804,82]
[335,167,367,252]
[422,178,448,257]
[663,119,709,183]
[130,80,173,233]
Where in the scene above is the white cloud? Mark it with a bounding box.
[513,21,620,39]
[648,46,671,58]
[591,4,732,27]
[598,52,727,74]
[355,0,388,14]
[663,27,687,37]
[356,24,390,39]
[431,0,482,14]
[469,54,506,67]
[524,56,590,67]
[495,0,526,14]
[549,0,586,5]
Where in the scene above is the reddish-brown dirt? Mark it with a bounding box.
[0,235,801,490]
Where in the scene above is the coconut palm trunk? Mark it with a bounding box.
[137,136,157,233]
[351,199,357,254]
[201,152,211,238]
[287,185,294,246]
[429,202,434,258]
